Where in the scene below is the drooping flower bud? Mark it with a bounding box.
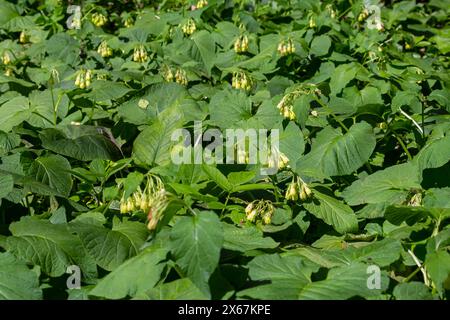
[285,181,298,201]
[92,13,107,27]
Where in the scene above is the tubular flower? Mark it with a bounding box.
[161,65,174,82]
[2,51,12,65]
[181,19,196,36]
[277,39,295,56]
[92,13,107,27]
[326,4,337,19]
[119,174,170,232]
[231,71,252,91]
[276,94,296,120]
[285,177,313,202]
[19,31,29,43]
[358,9,369,21]
[175,68,188,86]
[245,200,275,225]
[234,35,249,53]
[285,180,299,201]
[124,17,134,28]
[97,41,113,57]
[299,181,312,201]
[196,0,208,8]
[133,44,148,62]
[75,69,92,89]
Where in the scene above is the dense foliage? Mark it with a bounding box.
[0,0,449,300]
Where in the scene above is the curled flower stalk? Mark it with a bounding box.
[119,174,170,231]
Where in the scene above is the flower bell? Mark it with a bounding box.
[92,13,107,27]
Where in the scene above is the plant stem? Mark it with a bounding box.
[393,133,413,161]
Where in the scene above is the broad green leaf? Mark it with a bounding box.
[290,238,402,268]
[425,250,450,295]
[342,163,422,205]
[191,30,216,76]
[119,83,203,124]
[298,262,389,299]
[304,191,358,234]
[70,219,148,271]
[209,89,252,129]
[329,63,359,96]
[413,134,450,171]
[202,165,232,191]
[90,246,168,299]
[296,122,376,178]
[222,224,279,252]
[7,217,96,278]
[238,254,313,299]
[393,282,432,300]
[0,172,13,199]
[428,88,449,112]
[133,107,184,166]
[170,211,223,297]
[385,206,442,225]
[146,278,208,300]
[0,252,42,300]
[40,125,122,161]
[391,90,421,112]
[83,80,132,102]
[0,96,30,132]
[227,171,255,186]
[310,35,331,56]
[278,122,305,168]
[29,154,73,197]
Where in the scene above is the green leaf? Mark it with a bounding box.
[296,122,376,178]
[146,278,208,300]
[413,134,450,171]
[209,89,252,129]
[0,252,42,300]
[0,172,13,199]
[310,35,331,56]
[83,80,132,102]
[298,262,389,299]
[385,206,436,225]
[90,246,168,299]
[202,165,232,191]
[425,250,450,295]
[329,63,359,96]
[428,88,450,112]
[238,254,313,299]
[191,30,216,76]
[304,191,358,234]
[119,83,203,125]
[227,171,255,186]
[7,217,96,278]
[170,211,223,297]
[70,219,148,271]
[222,224,279,252]
[29,154,73,197]
[393,282,432,300]
[40,125,122,161]
[133,107,184,166]
[0,96,30,132]
[342,163,422,205]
